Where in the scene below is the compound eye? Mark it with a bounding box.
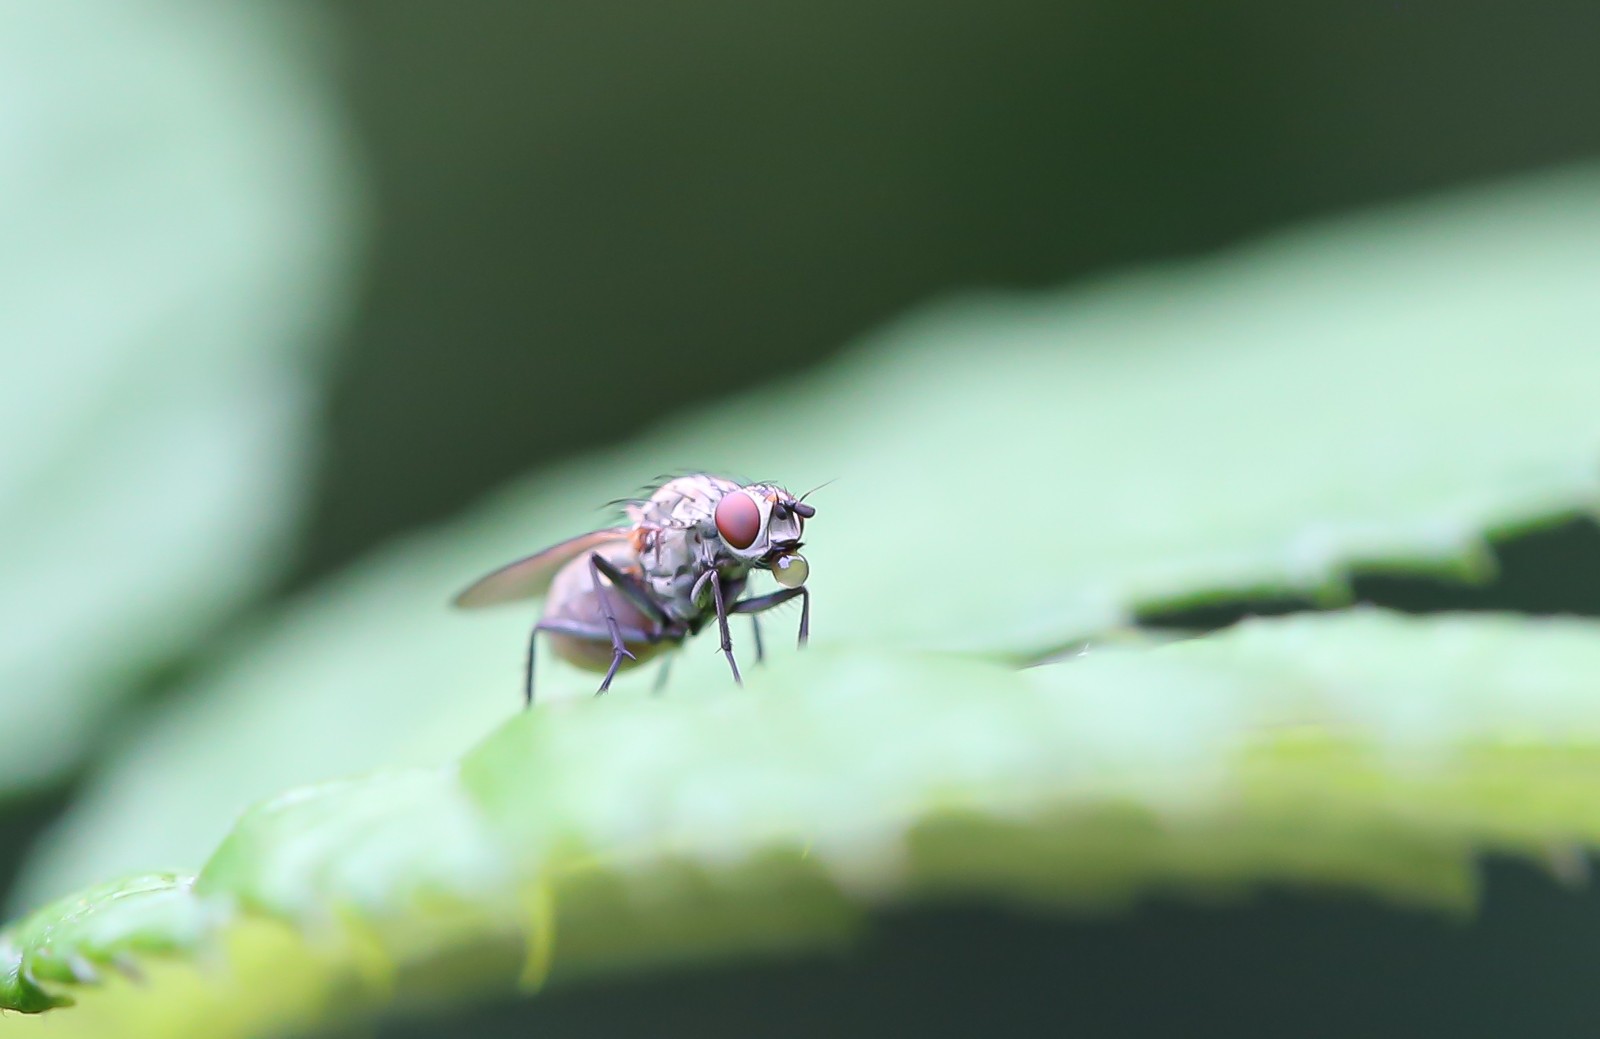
[715,491,762,549]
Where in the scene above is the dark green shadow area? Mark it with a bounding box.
[377,857,1595,1039]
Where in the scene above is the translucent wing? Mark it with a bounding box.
[452,528,629,608]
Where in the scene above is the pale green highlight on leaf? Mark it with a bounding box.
[8,612,1600,1035]
[0,3,362,797]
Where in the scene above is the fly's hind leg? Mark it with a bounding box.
[523,623,539,709]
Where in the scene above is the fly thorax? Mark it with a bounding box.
[639,475,741,528]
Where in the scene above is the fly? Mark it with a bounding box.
[453,474,815,705]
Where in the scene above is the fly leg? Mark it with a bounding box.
[523,623,539,709]
[749,614,765,664]
[589,554,674,626]
[652,652,675,695]
[691,569,744,686]
[709,571,741,686]
[536,617,678,695]
[730,586,810,648]
[586,553,652,691]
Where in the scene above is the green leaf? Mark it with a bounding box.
[0,875,211,1013]
[0,3,360,796]
[8,611,1600,1034]
[13,164,1600,911]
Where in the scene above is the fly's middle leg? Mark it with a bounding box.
[590,553,673,625]
[652,652,675,695]
[587,553,640,691]
[536,617,674,695]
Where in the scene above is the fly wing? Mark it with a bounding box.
[452,528,629,608]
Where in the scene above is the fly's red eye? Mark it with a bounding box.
[715,491,762,549]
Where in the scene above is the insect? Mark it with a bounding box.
[453,474,814,705]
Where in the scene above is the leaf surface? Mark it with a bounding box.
[15,165,1600,909]
[0,3,361,796]
[8,612,1600,1035]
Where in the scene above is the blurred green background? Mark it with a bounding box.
[4,1,1600,1035]
[303,0,1600,585]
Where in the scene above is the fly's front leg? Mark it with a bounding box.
[708,571,742,686]
[730,586,810,648]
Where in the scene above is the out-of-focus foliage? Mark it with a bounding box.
[8,611,1600,1037]
[3,3,1597,1037]
[13,165,1600,913]
[309,3,1600,579]
[0,4,360,796]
